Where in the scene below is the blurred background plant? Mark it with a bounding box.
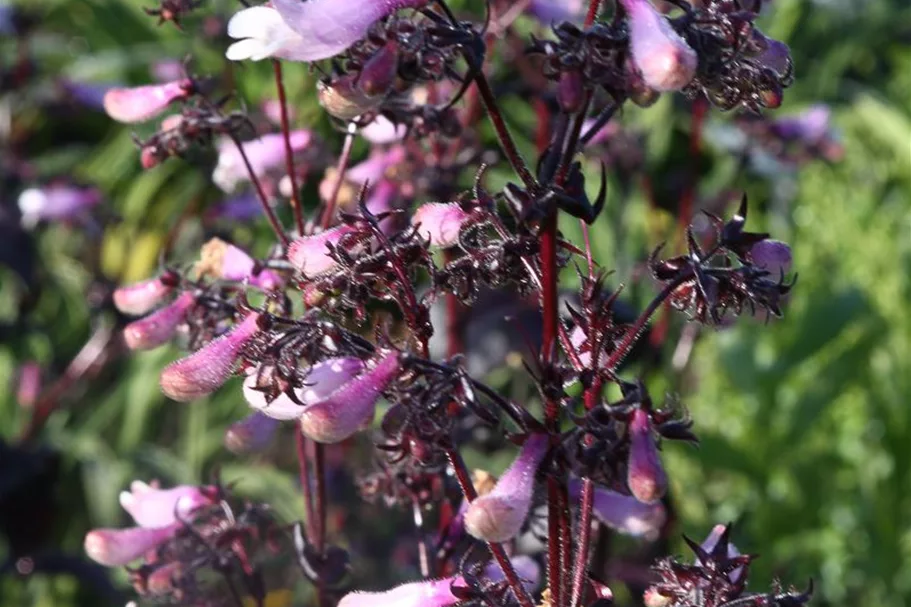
[0,0,909,605]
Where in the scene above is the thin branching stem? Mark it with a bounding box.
[272,60,304,236]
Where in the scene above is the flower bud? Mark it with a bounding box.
[119,481,215,528]
[464,433,549,543]
[123,291,196,351]
[622,0,697,92]
[697,523,744,584]
[749,239,792,277]
[626,408,668,503]
[159,313,261,402]
[569,480,666,539]
[113,274,177,316]
[84,525,179,566]
[243,358,365,420]
[103,79,193,124]
[225,412,281,453]
[557,70,585,114]
[411,203,473,248]
[197,238,282,290]
[299,351,401,443]
[358,42,399,97]
[338,576,463,607]
[287,225,357,276]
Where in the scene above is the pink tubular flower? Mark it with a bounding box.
[123,291,196,351]
[287,225,357,276]
[621,0,697,92]
[226,5,310,62]
[225,412,281,453]
[271,0,428,63]
[103,79,193,124]
[197,238,283,290]
[338,576,464,607]
[299,350,401,443]
[464,433,549,542]
[412,203,473,248]
[213,130,312,192]
[113,274,177,316]
[18,184,102,228]
[243,358,366,420]
[626,408,668,504]
[569,480,666,539]
[159,313,262,402]
[119,481,215,528]
[84,524,179,567]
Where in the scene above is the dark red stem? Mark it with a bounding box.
[229,135,289,247]
[569,478,595,607]
[319,123,357,231]
[272,60,304,236]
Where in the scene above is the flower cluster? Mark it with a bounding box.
[58,0,820,606]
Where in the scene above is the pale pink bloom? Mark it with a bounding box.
[621,0,697,91]
[262,99,295,125]
[299,351,401,443]
[18,184,102,228]
[123,292,196,351]
[271,0,428,63]
[226,5,312,62]
[113,275,177,316]
[243,358,366,420]
[159,313,262,402]
[103,79,193,123]
[338,576,465,607]
[119,481,215,528]
[213,130,312,192]
[412,202,473,248]
[464,434,549,542]
[84,524,179,567]
[16,362,42,409]
[569,480,666,539]
[197,238,283,290]
[361,115,407,144]
[626,408,667,503]
[287,225,357,276]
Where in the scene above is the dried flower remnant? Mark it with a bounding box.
[196,238,283,290]
[103,79,195,123]
[464,433,549,543]
[159,312,262,401]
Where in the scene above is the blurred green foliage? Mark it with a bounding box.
[1,0,910,605]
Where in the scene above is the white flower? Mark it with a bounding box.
[226,5,311,62]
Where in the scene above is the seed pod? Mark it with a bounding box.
[318,74,382,121]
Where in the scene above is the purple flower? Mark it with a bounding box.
[770,105,833,145]
[412,203,474,248]
[569,480,666,540]
[197,238,283,290]
[119,481,215,528]
[464,433,549,542]
[225,412,281,453]
[84,525,180,567]
[299,350,401,443]
[749,239,792,277]
[159,312,262,402]
[58,80,117,111]
[17,184,102,228]
[102,79,193,124]
[626,407,668,504]
[213,130,313,192]
[271,0,428,63]
[123,291,196,351]
[338,576,464,607]
[527,0,584,24]
[483,555,542,591]
[113,274,177,316]
[697,523,745,584]
[287,225,357,276]
[226,5,311,62]
[621,0,697,92]
[243,358,366,420]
